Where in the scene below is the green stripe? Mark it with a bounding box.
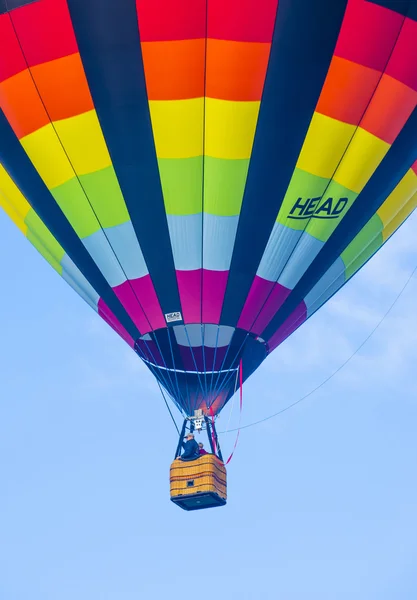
[159,157,202,215]
[204,157,249,216]
[342,214,383,279]
[159,157,249,216]
[278,168,357,241]
[51,167,130,238]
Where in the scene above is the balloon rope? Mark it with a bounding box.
[156,379,181,436]
[219,262,417,433]
[224,360,243,464]
[224,366,240,434]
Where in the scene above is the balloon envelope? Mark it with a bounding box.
[0,0,416,416]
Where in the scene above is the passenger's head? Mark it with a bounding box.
[198,443,204,449]
[186,433,194,441]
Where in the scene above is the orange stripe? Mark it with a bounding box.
[206,39,270,101]
[0,69,49,138]
[31,53,94,122]
[316,56,380,125]
[141,39,205,100]
[360,74,417,145]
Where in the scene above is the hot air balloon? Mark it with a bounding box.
[1,0,417,510]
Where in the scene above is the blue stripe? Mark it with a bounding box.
[61,255,100,310]
[219,0,349,327]
[366,1,410,17]
[67,0,182,321]
[105,221,148,280]
[257,223,303,281]
[304,257,345,317]
[262,104,417,341]
[167,214,201,271]
[0,0,38,13]
[278,233,324,289]
[203,215,239,271]
[0,109,140,340]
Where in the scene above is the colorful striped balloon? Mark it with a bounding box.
[0,0,416,416]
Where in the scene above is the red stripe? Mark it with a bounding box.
[208,0,278,42]
[335,0,404,71]
[0,15,27,82]
[9,0,78,67]
[136,0,206,41]
[385,17,417,92]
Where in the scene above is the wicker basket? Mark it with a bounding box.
[170,454,227,510]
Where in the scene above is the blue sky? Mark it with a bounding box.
[1,208,417,600]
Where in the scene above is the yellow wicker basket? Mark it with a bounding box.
[169,453,227,511]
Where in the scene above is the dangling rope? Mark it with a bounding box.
[220,260,417,434]
[209,404,217,455]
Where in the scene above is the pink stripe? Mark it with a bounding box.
[98,299,135,348]
[202,270,229,324]
[238,276,290,333]
[177,270,201,324]
[113,276,165,334]
[267,302,307,352]
[176,270,229,324]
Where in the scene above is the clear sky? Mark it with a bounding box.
[1,207,417,600]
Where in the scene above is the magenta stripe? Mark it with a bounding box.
[267,302,307,352]
[177,270,201,324]
[113,276,165,334]
[98,299,135,348]
[251,282,292,335]
[238,276,290,333]
[176,270,229,325]
[202,270,229,324]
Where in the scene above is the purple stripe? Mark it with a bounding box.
[178,345,228,372]
[267,302,307,352]
[136,339,164,366]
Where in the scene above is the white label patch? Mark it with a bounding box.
[165,311,183,323]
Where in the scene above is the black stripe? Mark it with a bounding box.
[366,0,410,17]
[67,0,182,323]
[0,110,140,341]
[262,104,417,341]
[219,0,349,327]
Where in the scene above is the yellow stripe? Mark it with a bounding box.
[333,127,389,193]
[53,110,112,176]
[379,167,417,240]
[21,123,74,188]
[205,98,260,159]
[377,168,417,233]
[20,110,111,189]
[297,112,355,179]
[0,164,30,234]
[149,98,204,158]
[383,191,417,240]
